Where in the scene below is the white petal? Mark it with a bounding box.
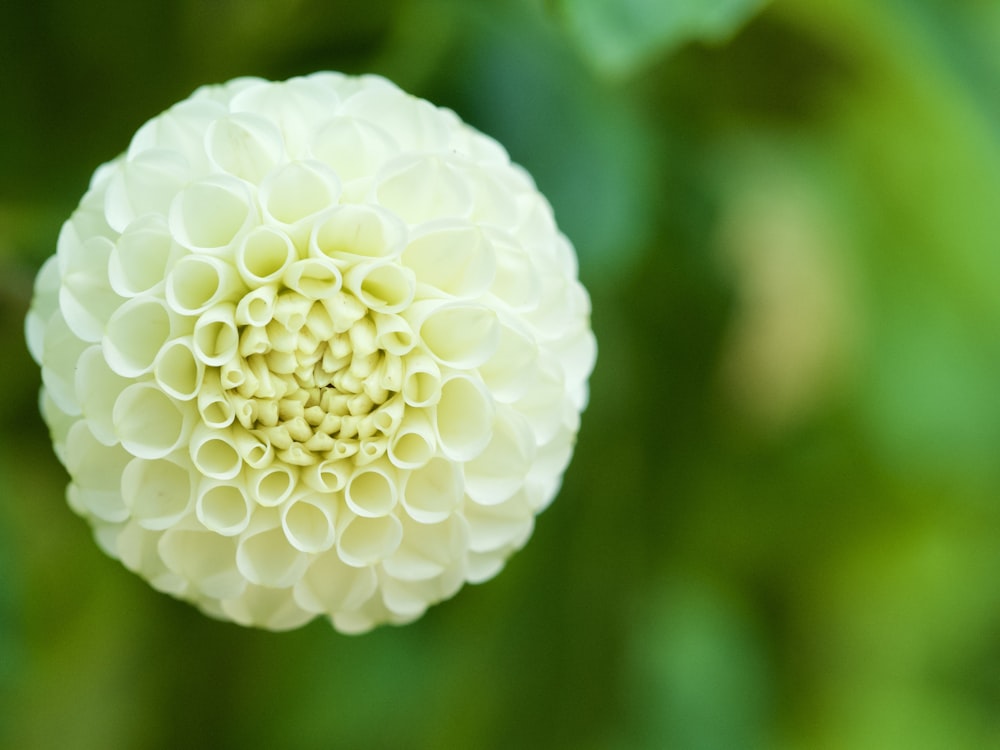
[108,214,178,298]
[463,490,535,554]
[415,302,499,370]
[189,423,243,480]
[104,149,190,233]
[463,407,536,506]
[336,512,403,568]
[374,155,472,224]
[294,549,377,614]
[236,524,309,588]
[153,335,204,401]
[387,408,436,469]
[168,175,255,252]
[159,527,246,600]
[309,116,398,182]
[205,112,284,182]
[259,160,341,227]
[309,203,408,261]
[165,253,241,316]
[235,226,296,288]
[343,260,414,314]
[195,479,252,536]
[247,463,297,507]
[74,345,130,446]
[121,456,194,530]
[281,492,337,553]
[58,232,120,343]
[345,459,398,518]
[193,303,239,366]
[433,373,494,461]
[382,513,467,581]
[42,311,88,416]
[400,456,463,524]
[400,350,441,408]
[283,257,343,300]
[102,295,174,377]
[403,221,496,299]
[113,382,192,459]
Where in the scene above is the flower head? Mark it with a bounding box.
[26,73,596,632]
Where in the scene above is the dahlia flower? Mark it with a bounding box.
[25,72,595,632]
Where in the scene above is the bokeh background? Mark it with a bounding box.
[4,0,1000,747]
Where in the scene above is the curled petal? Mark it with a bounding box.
[489,231,542,311]
[197,370,235,429]
[341,82,451,152]
[382,513,467,581]
[235,226,296,288]
[196,480,252,536]
[75,345,130,445]
[113,382,192,459]
[193,303,239,366]
[293,549,377,614]
[159,527,245,600]
[59,233,120,343]
[281,492,337,553]
[25,255,61,365]
[309,204,407,260]
[433,373,495,462]
[411,301,500,370]
[259,160,341,228]
[205,112,284,182]
[374,155,472,224]
[478,321,539,404]
[345,460,398,518]
[64,420,131,521]
[233,429,274,469]
[336,513,403,568]
[42,311,89,415]
[283,258,343,300]
[302,458,350,493]
[463,408,536,506]
[103,295,174,378]
[104,149,190,233]
[247,463,297,507]
[463,490,535,554]
[229,76,340,157]
[189,423,243,480]
[166,254,242,317]
[168,175,256,252]
[403,222,495,299]
[153,335,205,401]
[236,513,310,587]
[400,350,441,408]
[372,313,415,357]
[108,214,178,298]
[387,408,436,469]
[400,457,463,524]
[309,116,398,183]
[343,260,414,314]
[122,456,193,530]
[220,584,314,631]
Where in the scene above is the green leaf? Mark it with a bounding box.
[558,0,769,77]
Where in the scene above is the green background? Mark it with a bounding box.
[4,0,1000,747]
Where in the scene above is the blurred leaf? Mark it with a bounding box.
[557,0,769,77]
[619,577,773,750]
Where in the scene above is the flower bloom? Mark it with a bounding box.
[25,73,596,632]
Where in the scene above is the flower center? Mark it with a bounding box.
[221,289,405,467]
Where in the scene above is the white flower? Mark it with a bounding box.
[25,72,596,633]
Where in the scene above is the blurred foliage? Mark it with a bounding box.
[4,0,1000,747]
